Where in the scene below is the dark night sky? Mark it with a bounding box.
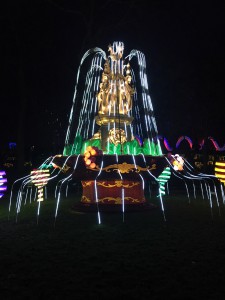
[1,0,225,154]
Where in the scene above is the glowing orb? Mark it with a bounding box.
[172,154,184,171]
[83,146,102,169]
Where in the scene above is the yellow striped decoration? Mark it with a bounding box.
[215,162,225,184]
[31,169,50,201]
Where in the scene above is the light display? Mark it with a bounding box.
[208,137,225,152]
[175,136,193,150]
[157,135,225,152]
[171,154,184,171]
[0,171,7,198]
[215,162,225,185]
[157,167,171,196]
[63,42,161,156]
[30,169,50,201]
[7,41,225,223]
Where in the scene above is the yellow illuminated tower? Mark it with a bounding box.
[95,42,135,151]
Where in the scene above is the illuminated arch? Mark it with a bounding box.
[208,137,225,152]
[157,135,173,151]
[176,136,193,149]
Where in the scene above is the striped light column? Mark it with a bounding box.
[157,167,171,195]
[215,162,225,185]
[0,171,7,198]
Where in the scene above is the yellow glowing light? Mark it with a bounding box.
[172,154,184,171]
[86,159,91,165]
[90,149,97,156]
[83,146,100,169]
[84,151,91,158]
[215,173,225,179]
[215,162,225,167]
[172,160,183,171]
[215,167,225,173]
[90,162,96,169]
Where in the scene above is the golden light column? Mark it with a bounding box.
[95,42,135,152]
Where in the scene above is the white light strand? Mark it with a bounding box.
[65,48,106,145]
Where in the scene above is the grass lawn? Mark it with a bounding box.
[0,181,225,299]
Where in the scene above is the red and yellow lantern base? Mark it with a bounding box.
[81,180,146,205]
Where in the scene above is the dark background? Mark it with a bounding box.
[0,0,225,161]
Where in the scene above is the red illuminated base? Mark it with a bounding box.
[81,179,146,205]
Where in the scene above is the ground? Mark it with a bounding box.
[0,183,225,299]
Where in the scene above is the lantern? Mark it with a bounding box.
[31,169,50,201]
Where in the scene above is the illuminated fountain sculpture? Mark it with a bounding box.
[8,41,225,222]
[52,41,168,212]
[63,42,162,156]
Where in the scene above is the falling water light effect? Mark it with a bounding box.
[140,153,166,220]
[63,41,162,156]
[93,157,104,225]
[65,47,106,145]
[116,154,125,221]
[94,180,101,225]
[6,41,225,225]
[54,155,80,221]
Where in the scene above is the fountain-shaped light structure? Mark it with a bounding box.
[8,42,225,223]
[50,41,169,211]
[63,41,161,157]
